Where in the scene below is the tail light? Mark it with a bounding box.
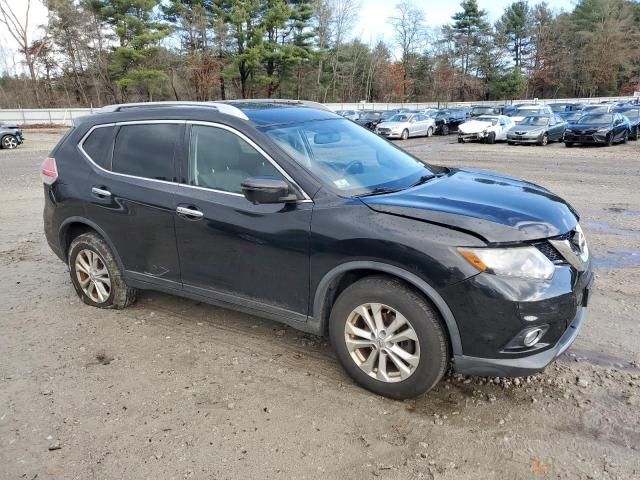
[41,157,58,185]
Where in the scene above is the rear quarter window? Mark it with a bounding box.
[82,126,115,169]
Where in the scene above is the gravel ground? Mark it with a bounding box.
[1,129,639,480]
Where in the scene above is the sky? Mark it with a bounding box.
[0,0,576,74]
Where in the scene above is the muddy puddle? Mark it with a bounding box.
[592,249,640,269]
[584,220,640,239]
[560,347,640,372]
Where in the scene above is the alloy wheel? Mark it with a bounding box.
[344,303,420,383]
[75,249,111,303]
[2,136,18,149]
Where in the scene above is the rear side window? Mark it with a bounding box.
[82,126,115,169]
[112,124,179,181]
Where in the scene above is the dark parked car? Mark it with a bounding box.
[42,100,593,399]
[1,123,24,149]
[429,109,467,135]
[507,115,567,146]
[564,112,630,147]
[355,111,385,130]
[614,107,640,140]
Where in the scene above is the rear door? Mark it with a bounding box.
[174,122,313,319]
[83,121,183,289]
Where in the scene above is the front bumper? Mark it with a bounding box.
[564,132,607,144]
[376,130,403,139]
[454,304,587,377]
[442,265,594,378]
[507,133,543,144]
[459,132,488,142]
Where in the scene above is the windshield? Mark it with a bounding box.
[476,116,498,125]
[471,107,495,116]
[583,106,610,114]
[620,110,639,120]
[360,112,380,120]
[561,113,582,121]
[514,107,542,116]
[578,114,613,125]
[519,116,549,126]
[261,119,433,195]
[381,111,396,119]
[387,114,411,122]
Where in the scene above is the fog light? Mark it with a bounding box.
[523,328,544,347]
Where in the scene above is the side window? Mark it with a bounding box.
[189,125,282,194]
[82,125,115,169]
[112,124,179,181]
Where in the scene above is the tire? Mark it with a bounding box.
[632,127,639,141]
[507,141,515,146]
[458,136,464,143]
[68,232,137,309]
[622,130,629,144]
[329,275,449,399]
[606,133,613,146]
[538,133,548,146]
[486,132,496,144]
[441,124,449,136]
[426,127,433,137]
[401,129,409,140]
[565,142,573,148]
[1,135,18,149]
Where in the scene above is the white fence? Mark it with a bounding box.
[1,96,638,126]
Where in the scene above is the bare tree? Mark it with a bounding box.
[0,0,46,106]
[389,1,426,100]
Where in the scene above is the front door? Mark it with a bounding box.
[174,123,313,319]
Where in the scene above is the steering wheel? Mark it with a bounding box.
[342,160,363,174]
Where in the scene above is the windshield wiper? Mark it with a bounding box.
[409,174,436,188]
[355,187,405,197]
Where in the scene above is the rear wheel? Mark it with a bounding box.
[401,129,409,140]
[1,135,18,149]
[329,276,449,399]
[68,232,137,309]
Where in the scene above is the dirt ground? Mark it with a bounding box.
[1,128,639,480]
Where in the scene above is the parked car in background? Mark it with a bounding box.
[510,105,554,123]
[355,111,385,131]
[564,112,630,147]
[614,107,640,140]
[581,104,615,115]
[429,110,467,135]
[557,111,583,128]
[458,115,514,144]
[548,103,583,113]
[469,105,501,117]
[1,123,24,150]
[507,115,567,146]
[376,112,436,140]
[335,110,360,121]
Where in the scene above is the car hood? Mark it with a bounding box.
[458,120,494,134]
[509,124,546,133]
[361,168,578,243]
[571,123,611,131]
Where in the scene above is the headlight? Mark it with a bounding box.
[528,129,544,135]
[565,129,573,133]
[458,246,555,280]
[597,128,609,133]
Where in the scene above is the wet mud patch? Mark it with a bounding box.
[592,249,640,269]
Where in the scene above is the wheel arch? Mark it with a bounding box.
[59,217,126,273]
[311,261,463,355]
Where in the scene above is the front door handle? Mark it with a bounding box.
[176,206,204,219]
[91,186,111,198]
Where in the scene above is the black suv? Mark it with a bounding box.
[42,100,593,399]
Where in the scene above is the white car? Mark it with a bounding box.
[511,105,554,123]
[375,113,436,140]
[457,115,514,144]
[335,110,360,121]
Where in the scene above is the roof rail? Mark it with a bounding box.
[99,101,249,120]
[222,99,333,112]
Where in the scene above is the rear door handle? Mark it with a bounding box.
[176,206,204,219]
[91,186,111,198]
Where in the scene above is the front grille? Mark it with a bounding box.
[534,231,575,264]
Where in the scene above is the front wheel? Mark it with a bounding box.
[441,124,449,136]
[68,232,137,309]
[632,126,639,140]
[329,276,449,399]
[606,133,614,146]
[485,132,496,144]
[401,129,409,140]
[426,126,433,137]
[1,135,18,149]
[565,142,573,148]
[622,130,629,144]
[538,133,548,146]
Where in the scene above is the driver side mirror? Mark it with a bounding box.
[241,177,297,205]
